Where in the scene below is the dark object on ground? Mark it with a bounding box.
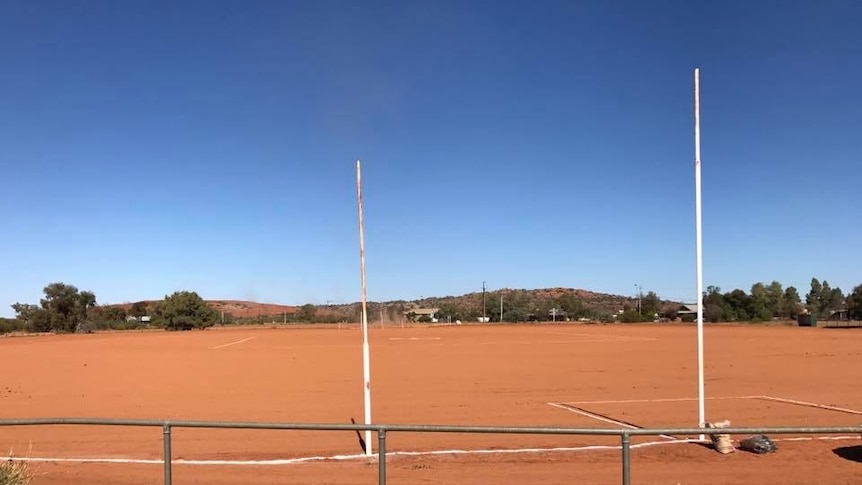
[739,435,777,454]
[832,446,862,463]
[350,417,367,453]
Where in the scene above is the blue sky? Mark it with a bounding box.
[1,1,860,315]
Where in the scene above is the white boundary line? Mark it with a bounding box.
[5,436,859,466]
[208,336,255,350]
[548,402,677,440]
[755,395,862,416]
[563,333,658,341]
[478,338,656,345]
[564,396,760,405]
[387,337,442,341]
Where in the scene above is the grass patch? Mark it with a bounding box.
[0,449,34,485]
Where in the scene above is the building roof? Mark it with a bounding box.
[678,304,698,313]
[404,308,439,315]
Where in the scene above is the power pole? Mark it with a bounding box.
[500,294,504,323]
[482,281,487,323]
[635,284,642,314]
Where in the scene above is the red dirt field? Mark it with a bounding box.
[1,324,860,484]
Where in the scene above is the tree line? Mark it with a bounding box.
[418,289,669,323]
[6,283,218,333]
[701,278,862,323]
[3,279,861,335]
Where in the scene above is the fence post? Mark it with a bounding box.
[378,428,386,485]
[163,423,172,485]
[621,432,630,485]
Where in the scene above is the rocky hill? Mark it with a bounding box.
[114,288,679,323]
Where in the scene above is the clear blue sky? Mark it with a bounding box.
[1,1,860,315]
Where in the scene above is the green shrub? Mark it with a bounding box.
[619,310,650,323]
[0,318,25,335]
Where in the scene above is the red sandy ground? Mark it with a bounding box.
[1,324,860,484]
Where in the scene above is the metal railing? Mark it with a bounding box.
[1,418,859,485]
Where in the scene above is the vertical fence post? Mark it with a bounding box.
[163,423,172,485]
[621,432,630,485]
[377,428,386,485]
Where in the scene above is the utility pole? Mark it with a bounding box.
[482,281,487,323]
[500,294,504,323]
[635,284,642,314]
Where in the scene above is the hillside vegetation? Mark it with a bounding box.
[5,278,861,334]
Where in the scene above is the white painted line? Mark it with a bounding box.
[478,338,654,345]
[208,336,256,350]
[755,395,862,416]
[2,453,363,466]
[5,435,860,466]
[565,396,760,405]
[561,333,659,341]
[387,337,442,341]
[548,402,677,440]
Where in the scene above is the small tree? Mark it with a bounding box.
[640,291,660,319]
[703,286,731,322]
[848,284,862,320]
[11,283,97,333]
[783,286,803,318]
[298,304,317,322]
[806,278,822,313]
[557,293,585,319]
[765,281,785,318]
[130,301,149,318]
[154,291,216,330]
[660,304,678,320]
[437,303,463,322]
[10,304,50,332]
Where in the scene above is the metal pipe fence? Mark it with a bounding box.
[1,418,859,485]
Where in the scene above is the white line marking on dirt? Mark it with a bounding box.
[208,336,256,350]
[548,402,676,440]
[563,333,658,341]
[755,395,862,415]
[565,396,760,405]
[478,338,654,345]
[5,436,859,466]
[387,337,442,341]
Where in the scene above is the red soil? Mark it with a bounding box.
[1,324,860,484]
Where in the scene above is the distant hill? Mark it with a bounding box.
[112,288,679,323]
[319,287,681,322]
[113,300,297,319]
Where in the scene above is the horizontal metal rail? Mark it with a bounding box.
[1,418,859,485]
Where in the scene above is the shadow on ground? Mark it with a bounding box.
[832,446,862,463]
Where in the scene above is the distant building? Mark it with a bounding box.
[677,304,698,317]
[828,309,849,321]
[404,308,439,323]
[126,315,152,323]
